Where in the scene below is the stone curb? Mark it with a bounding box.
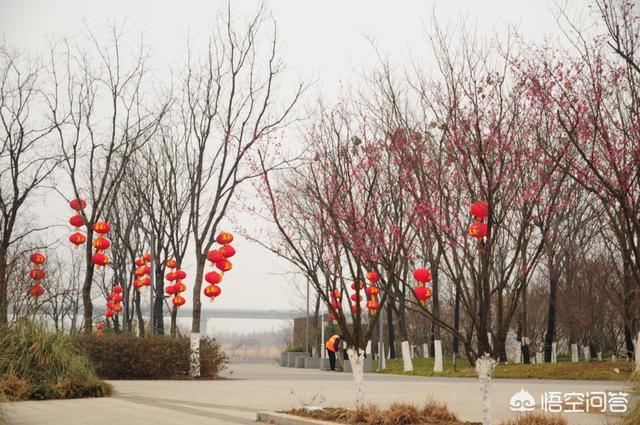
[256,411,337,425]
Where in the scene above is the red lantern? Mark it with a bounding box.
[143,265,152,276]
[204,284,221,298]
[215,231,233,245]
[413,268,432,283]
[165,284,176,295]
[143,252,152,262]
[350,282,365,291]
[29,284,45,298]
[106,301,115,309]
[470,201,489,219]
[93,221,111,235]
[30,252,46,265]
[414,286,432,302]
[330,300,342,310]
[112,285,123,294]
[92,237,111,250]
[111,294,123,303]
[69,232,87,247]
[96,330,104,337]
[351,294,363,302]
[165,259,177,269]
[172,295,186,307]
[468,222,488,239]
[92,252,109,267]
[105,309,115,318]
[215,259,232,272]
[205,271,222,285]
[207,250,224,264]
[69,198,87,211]
[174,282,186,293]
[366,286,380,296]
[134,268,145,277]
[331,290,341,299]
[96,323,104,330]
[175,270,187,280]
[366,300,380,311]
[135,258,146,267]
[112,303,123,313]
[219,245,236,258]
[329,313,337,321]
[134,279,144,289]
[351,304,361,314]
[366,271,378,283]
[141,276,152,287]
[69,215,85,228]
[165,271,177,281]
[29,269,46,280]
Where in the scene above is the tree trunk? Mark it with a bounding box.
[623,258,636,359]
[519,286,531,364]
[544,276,558,362]
[0,245,8,324]
[191,256,206,334]
[82,228,96,334]
[452,283,461,360]
[170,306,178,336]
[386,302,396,359]
[135,289,145,336]
[153,269,164,335]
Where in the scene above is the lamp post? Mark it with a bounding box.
[135,222,156,335]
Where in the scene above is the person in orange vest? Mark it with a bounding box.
[326,334,343,371]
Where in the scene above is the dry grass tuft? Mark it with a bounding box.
[499,413,568,425]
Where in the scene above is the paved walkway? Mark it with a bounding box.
[2,363,631,424]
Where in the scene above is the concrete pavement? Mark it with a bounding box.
[2,363,632,424]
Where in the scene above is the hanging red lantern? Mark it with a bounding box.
[69,198,87,211]
[351,304,361,314]
[143,252,151,263]
[96,330,104,337]
[468,222,488,239]
[413,268,432,283]
[165,284,176,295]
[414,286,432,302]
[366,286,380,296]
[329,313,337,321]
[105,309,115,318]
[366,271,379,283]
[96,323,104,331]
[92,252,109,267]
[331,290,341,299]
[111,294,123,303]
[215,259,232,272]
[350,282,365,291]
[470,201,489,219]
[215,231,234,245]
[141,276,151,287]
[30,252,46,265]
[219,245,236,258]
[174,282,186,293]
[69,215,85,228]
[175,270,187,280]
[165,271,177,281]
[29,284,45,298]
[135,258,146,267]
[366,300,380,311]
[205,271,222,285]
[207,250,224,264]
[92,237,111,250]
[106,301,115,309]
[112,285,123,294]
[165,259,177,269]
[143,265,152,276]
[29,269,46,280]
[134,279,144,289]
[351,293,363,302]
[330,300,342,310]
[172,295,186,307]
[204,284,221,298]
[134,268,145,278]
[112,304,123,313]
[93,221,111,234]
[69,232,87,247]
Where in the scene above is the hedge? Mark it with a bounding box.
[73,335,227,379]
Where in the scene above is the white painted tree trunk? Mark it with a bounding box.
[433,340,443,372]
[535,352,543,364]
[190,332,200,377]
[475,355,497,425]
[401,341,413,372]
[583,345,590,362]
[597,352,602,361]
[347,348,365,407]
[571,343,578,362]
[635,332,640,371]
[365,341,372,357]
[612,355,617,362]
[551,343,557,363]
[378,342,386,370]
[423,343,430,358]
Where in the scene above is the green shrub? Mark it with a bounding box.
[73,335,227,379]
[284,345,305,352]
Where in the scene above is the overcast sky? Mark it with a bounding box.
[0,0,589,335]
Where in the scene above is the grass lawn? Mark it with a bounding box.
[378,357,639,381]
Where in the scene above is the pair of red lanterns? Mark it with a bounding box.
[164,258,187,307]
[28,252,46,298]
[468,201,488,239]
[203,231,235,301]
[105,285,123,319]
[413,268,433,303]
[133,253,153,289]
[96,321,104,336]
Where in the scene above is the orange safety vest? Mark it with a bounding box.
[326,335,340,352]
